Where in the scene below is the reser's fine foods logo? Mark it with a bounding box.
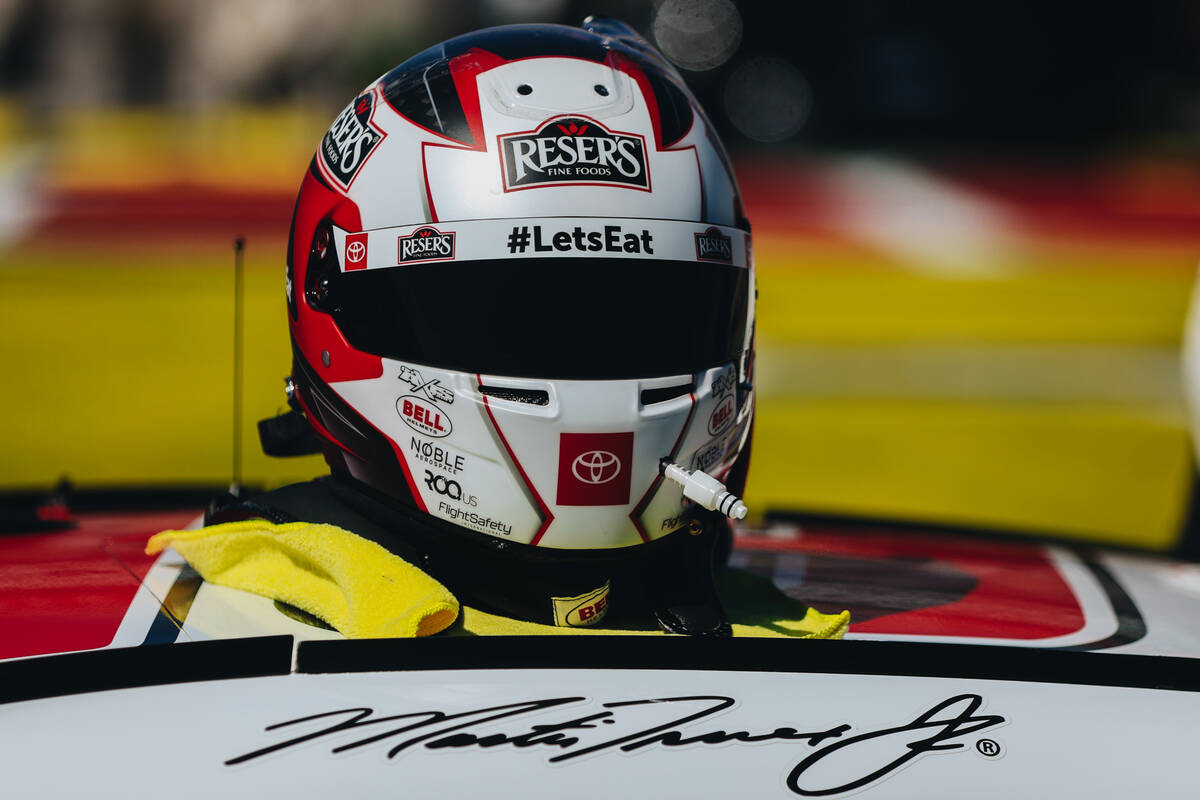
[500,117,649,191]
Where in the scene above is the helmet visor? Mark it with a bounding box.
[326,258,749,379]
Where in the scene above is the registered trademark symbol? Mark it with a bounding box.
[975,738,1003,758]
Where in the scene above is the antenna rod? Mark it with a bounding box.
[232,235,246,493]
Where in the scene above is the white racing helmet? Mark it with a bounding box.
[282,18,755,634]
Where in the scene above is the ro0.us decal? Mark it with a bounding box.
[227,693,1006,797]
[499,116,649,192]
[320,91,385,191]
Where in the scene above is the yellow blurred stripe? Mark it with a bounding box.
[745,396,1191,550]
[0,244,325,488]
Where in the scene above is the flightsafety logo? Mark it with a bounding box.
[499,116,649,192]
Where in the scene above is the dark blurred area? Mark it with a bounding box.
[1,1,1198,156]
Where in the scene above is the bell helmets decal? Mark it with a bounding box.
[551,581,611,627]
[343,232,369,270]
[397,395,452,438]
[557,432,634,506]
[499,116,650,192]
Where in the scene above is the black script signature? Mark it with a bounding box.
[226,693,1005,796]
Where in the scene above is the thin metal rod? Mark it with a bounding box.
[232,236,246,492]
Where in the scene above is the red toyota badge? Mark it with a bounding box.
[343,232,369,270]
[557,432,634,506]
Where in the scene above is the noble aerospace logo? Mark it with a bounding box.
[557,432,634,506]
[695,226,733,263]
[320,91,385,190]
[398,227,455,264]
[500,116,649,191]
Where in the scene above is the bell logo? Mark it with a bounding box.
[551,582,611,627]
[708,395,735,435]
[557,432,634,506]
[397,395,452,438]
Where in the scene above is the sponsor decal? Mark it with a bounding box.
[343,232,369,270]
[397,395,452,438]
[409,436,466,475]
[398,365,454,404]
[499,116,649,191]
[712,368,736,399]
[320,91,384,190]
[437,501,512,536]
[423,470,476,506]
[692,437,725,473]
[694,226,733,263]
[229,693,1006,798]
[398,226,456,264]
[660,512,689,533]
[506,224,653,255]
[551,582,611,628]
[557,432,634,506]
[708,395,735,436]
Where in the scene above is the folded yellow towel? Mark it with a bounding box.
[148,520,849,640]
[454,568,849,638]
[146,520,458,638]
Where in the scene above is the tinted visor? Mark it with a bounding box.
[327,258,748,379]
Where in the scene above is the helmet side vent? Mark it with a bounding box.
[478,385,550,406]
[640,382,694,406]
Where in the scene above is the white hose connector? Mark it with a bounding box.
[660,461,748,520]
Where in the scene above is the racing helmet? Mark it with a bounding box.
[283,18,755,634]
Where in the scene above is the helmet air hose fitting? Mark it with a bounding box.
[659,460,748,520]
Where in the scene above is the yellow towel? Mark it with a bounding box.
[147,520,849,640]
[146,520,458,638]
[454,568,849,638]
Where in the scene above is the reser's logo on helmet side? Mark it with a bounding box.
[499,116,649,192]
[397,395,452,438]
[571,450,621,485]
[695,227,733,263]
[557,432,634,507]
[398,226,456,264]
[320,91,384,191]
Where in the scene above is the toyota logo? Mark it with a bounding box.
[346,241,366,263]
[571,450,621,485]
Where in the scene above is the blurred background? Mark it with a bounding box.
[2,0,1199,551]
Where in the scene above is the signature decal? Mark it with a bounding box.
[227,693,1005,795]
